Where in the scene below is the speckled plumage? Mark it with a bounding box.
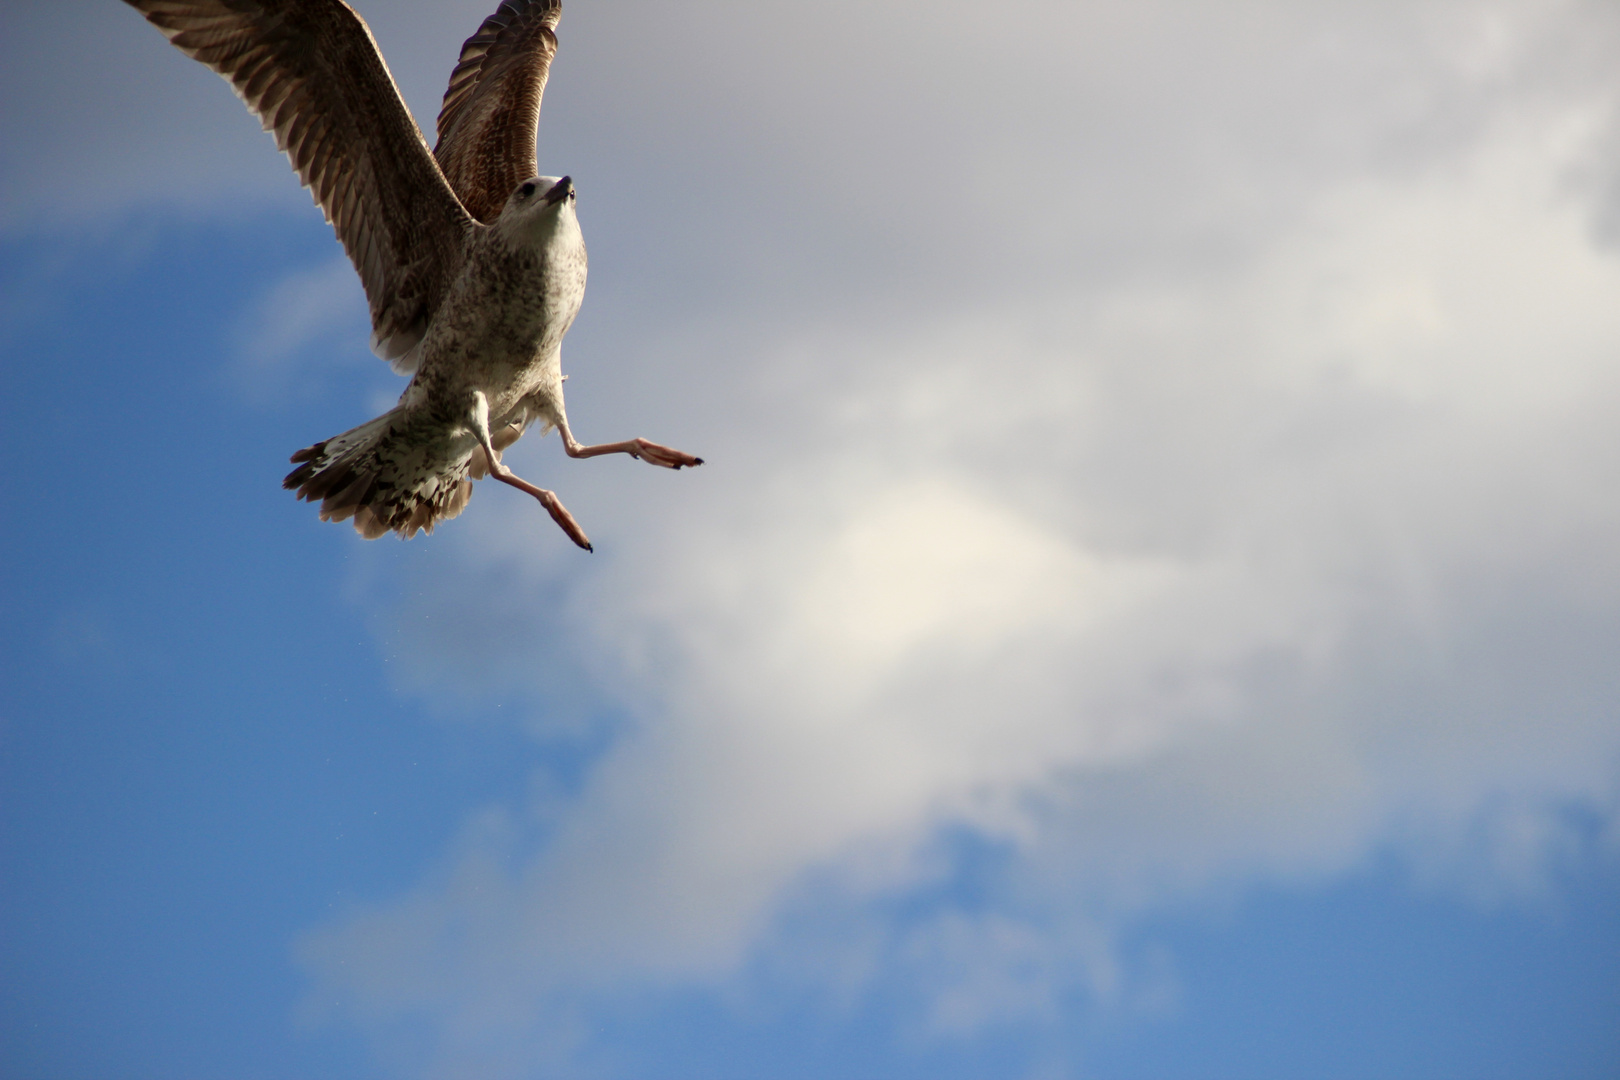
[125,0,701,547]
[284,178,588,538]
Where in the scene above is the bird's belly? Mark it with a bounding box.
[413,295,570,409]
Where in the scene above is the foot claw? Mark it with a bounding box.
[540,496,592,551]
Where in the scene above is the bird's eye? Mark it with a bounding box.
[567,189,576,202]
[519,181,537,198]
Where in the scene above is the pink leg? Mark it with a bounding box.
[556,415,703,469]
[486,466,593,552]
[470,393,593,551]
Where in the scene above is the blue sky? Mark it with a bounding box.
[3,1,1619,1077]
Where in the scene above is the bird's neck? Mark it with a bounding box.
[495,207,579,258]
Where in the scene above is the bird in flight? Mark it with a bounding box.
[123,0,702,551]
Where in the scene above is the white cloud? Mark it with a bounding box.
[306,50,1620,1080]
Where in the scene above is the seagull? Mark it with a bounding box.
[123,0,702,550]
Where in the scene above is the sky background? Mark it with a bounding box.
[3,1,1620,1077]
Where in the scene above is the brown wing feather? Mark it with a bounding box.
[433,0,562,224]
[124,0,477,369]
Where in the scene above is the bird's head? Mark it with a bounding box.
[497,175,577,242]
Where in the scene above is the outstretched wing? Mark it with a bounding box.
[124,0,477,370]
[433,0,563,224]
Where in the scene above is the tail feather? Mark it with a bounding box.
[283,408,478,539]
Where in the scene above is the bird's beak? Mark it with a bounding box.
[541,176,573,206]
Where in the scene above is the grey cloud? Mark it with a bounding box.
[310,93,1620,1066]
